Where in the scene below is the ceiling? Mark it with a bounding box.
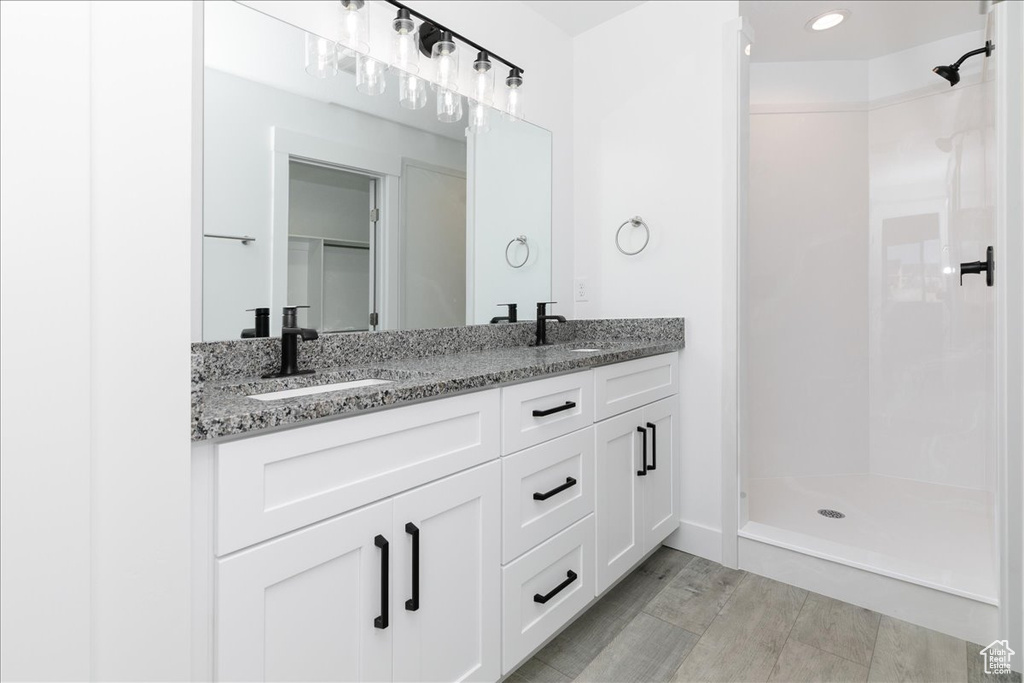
[740,1,986,62]
[522,1,647,37]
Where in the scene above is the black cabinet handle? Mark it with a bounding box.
[405,522,419,612]
[374,534,389,629]
[532,401,576,417]
[533,476,577,501]
[636,426,648,476]
[646,422,657,471]
[533,570,578,604]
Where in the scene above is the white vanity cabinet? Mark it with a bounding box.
[593,356,680,594]
[196,352,681,682]
[216,461,500,683]
[216,500,394,682]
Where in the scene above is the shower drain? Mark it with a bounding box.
[817,509,846,519]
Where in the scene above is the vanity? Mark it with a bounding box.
[190,322,683,682]
[192,4,684,680]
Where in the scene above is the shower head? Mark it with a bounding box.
[932,63,961,86]
[933,40,994,87]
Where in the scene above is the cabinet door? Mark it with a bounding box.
[216,500,392,682]
[392,462,501,682]
[594,408,645,595]
[642,396,679,551]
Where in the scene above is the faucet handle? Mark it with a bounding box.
[536,301,558,315]
[498,303,518,322]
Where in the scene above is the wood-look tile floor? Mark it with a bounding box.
[508,548,1021,683]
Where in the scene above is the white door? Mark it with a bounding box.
[216,500,393,682]
[392,462,501,683]
[594,408,645,594]
[642,397,679,551]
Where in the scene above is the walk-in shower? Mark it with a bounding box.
[738,0,1001,624]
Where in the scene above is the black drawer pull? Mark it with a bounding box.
[533,476,577,501]
[636,426,648,476]
[533,570,578,604]
[374,534,389,629]
[646,421,657,471]
[532,401,576,417]
[405,522,419,611]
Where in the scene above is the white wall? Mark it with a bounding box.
[1,1,195,680]
[89,1,195,677]
[573,0,740,557]
[0,2,92,679]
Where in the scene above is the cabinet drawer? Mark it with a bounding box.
[501,515,594,674]
[502,429,594,563]
[593,353,678,421]
[216,390,500,555]
[501,371,594,455]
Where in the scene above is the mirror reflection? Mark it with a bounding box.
[202,2,552,341]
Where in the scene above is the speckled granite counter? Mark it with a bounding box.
[192,318,684,441]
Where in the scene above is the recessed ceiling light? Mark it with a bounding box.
[806,9,849,31]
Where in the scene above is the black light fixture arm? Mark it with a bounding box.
[954,40,994,68]
[382,0,524,75]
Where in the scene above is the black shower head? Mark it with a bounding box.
[933,63,961,86]
[933,41,994,87]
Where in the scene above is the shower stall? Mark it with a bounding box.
[736,0,1014,644]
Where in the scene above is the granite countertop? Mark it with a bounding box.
[192,319,684,441]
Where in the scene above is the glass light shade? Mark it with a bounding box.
[436,88,463,123]
[356,53,386,95]
[467,101,490,133]
[505,69,524,120]
[399,71,427,110]
[472,59,494,105]
[392,17,417,70]
[431,38,458,91]
[304,33,337,78]
[338,0,369,56]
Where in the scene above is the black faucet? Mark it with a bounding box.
[490,303,518,324]
[241,307,270,339]
[263,306,319,378]
[535,301,567,346]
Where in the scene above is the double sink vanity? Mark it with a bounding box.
[193,5,684,680]
[191,319,684,681]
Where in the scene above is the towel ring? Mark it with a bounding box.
[505,235,530,268]
[615,216,650,256]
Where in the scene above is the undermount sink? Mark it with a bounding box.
[249,378,393,401]
[569,348,602,353]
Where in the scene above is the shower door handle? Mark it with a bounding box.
[960,246,994,286]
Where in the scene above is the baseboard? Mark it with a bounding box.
[739,536,1000,645]
[663,520,722,563]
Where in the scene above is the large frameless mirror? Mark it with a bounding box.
[201,1,552,340]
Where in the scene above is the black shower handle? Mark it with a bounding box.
[960,246,994,286]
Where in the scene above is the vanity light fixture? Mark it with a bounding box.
[805,9,849,31]
[391,7,417,71]
[505,67,524,120]
[467,52,494,133]
[356,54,387,95]
[472,52,494,104]
[305,33,338,78]
[436,87,463,123]
[303,0,525,128]
[398,71,427,109]
[430,29,459,91]
[338,0,369,56]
